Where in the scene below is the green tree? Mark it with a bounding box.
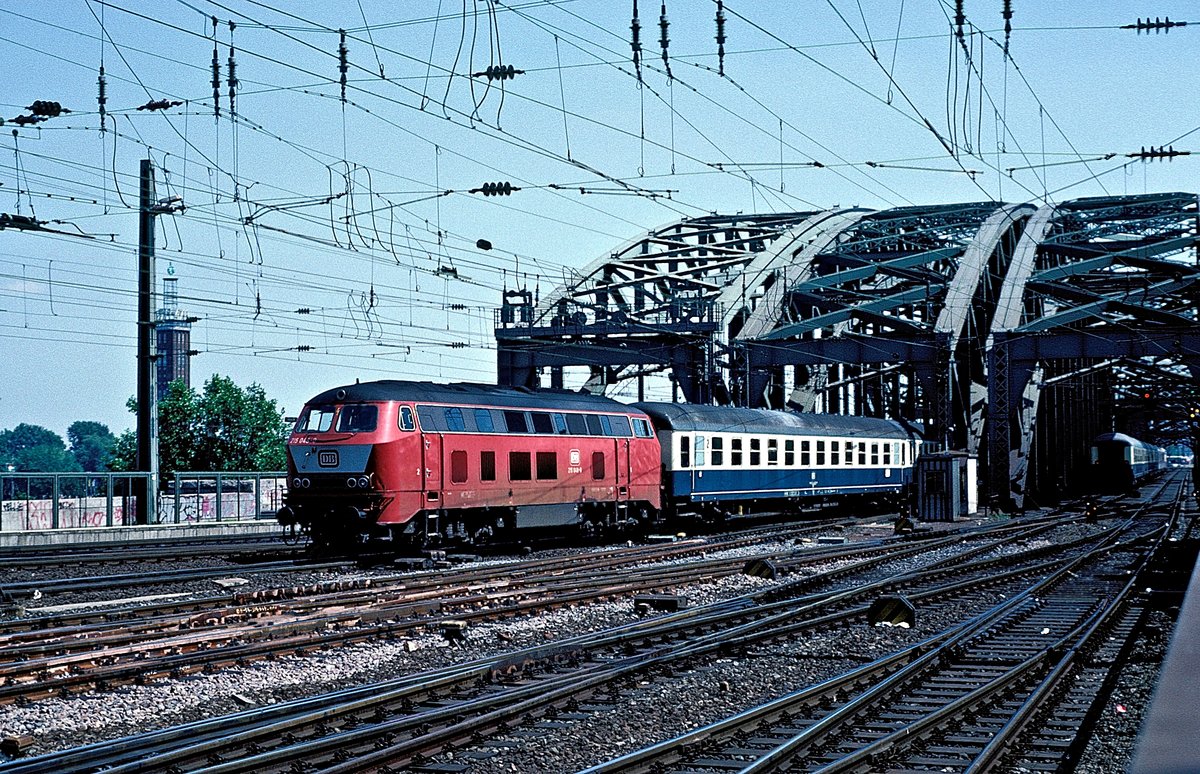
[0,424,81,473]
[108,376,287,474]
[67,421,116,471]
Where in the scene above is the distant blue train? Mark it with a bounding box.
[638,403,921,517]
[1090,432,1168,493]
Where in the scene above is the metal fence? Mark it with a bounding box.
[0,471,287,531]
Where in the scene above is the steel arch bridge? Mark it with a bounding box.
[495,192,1200,507]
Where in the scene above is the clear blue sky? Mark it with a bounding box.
[1,0,1198,439]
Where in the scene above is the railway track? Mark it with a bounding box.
[0,510,1135,773]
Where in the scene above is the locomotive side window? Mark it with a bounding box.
[552,414,568,434]
[536,451,558,480]
[450,451,468,483]
[592,451,606,479]
[585,414,604,435]
[566,413,588,435]
[444,408,466,432]
[801,440,811,466]
[337,404,378,432]
[750,438,761,466]
[784,439,795,466]
[480,451,496,481]
[816,440,826,466]
[504,411,530,433]
[711,437,724,466]
[731,438,743,466]
[531,412,554,434]
[599,415,614,436]
[680,435,691,468]
[767,439,778,466]
[509,451,532,481]
[831,441,840,466]
[609,415,633,437]
[475,409,495,433]
[297,406,336,432]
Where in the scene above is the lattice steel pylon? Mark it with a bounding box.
[987,192,1200,509]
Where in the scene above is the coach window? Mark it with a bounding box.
[565,413,587,435]
[680,435,691,468]
[609,415,633,437]
[711,437,724,466]
[509,451,532,481]
[750,438,761,467]
[398,406,415,431]
[801,440,811,466]
[536,451,558,480]
[531,412,554,434]
[731,438,743,466]
[816,440,826,466]
[695,435,706,466]
[844,442,854,466]
[592,451,606,480]
[474,409,495,433]
[552,414,568,434]
[784,439,795,466]
[480,451,496,481]
[450,451,468,484]
[883,443,892,466]
[871,443,879,466]
[859,444,867,465]
[444,408,466,432]
[767,439,778,465]
[585,414,604,435]
[504,411,530,434]
[831,441,840,466]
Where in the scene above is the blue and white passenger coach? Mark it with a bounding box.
[637,403,921,516]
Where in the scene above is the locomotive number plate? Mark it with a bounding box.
[317,449,339,467]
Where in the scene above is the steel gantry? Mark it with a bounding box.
[495,193,1200,507]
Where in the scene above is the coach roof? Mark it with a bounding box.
[636,402,914,438]
[307,380,646,414]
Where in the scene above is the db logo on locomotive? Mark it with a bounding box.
[317,449,339,467]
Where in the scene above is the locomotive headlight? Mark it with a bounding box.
[347,477,358,489]
[292,477,302,488]
[358,476,370,489]
[301,478,311,488]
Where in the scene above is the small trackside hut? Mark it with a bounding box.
[278,381,662,547]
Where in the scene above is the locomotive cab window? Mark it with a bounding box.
[337,404,378,433]
[398,406,415,431]
[297,406,336,433]
[633,419,654,438]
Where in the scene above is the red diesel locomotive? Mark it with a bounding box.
[277,381,662,545]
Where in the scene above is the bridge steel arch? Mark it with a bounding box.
[737,201,1033,453]
[986,192,1200,509]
